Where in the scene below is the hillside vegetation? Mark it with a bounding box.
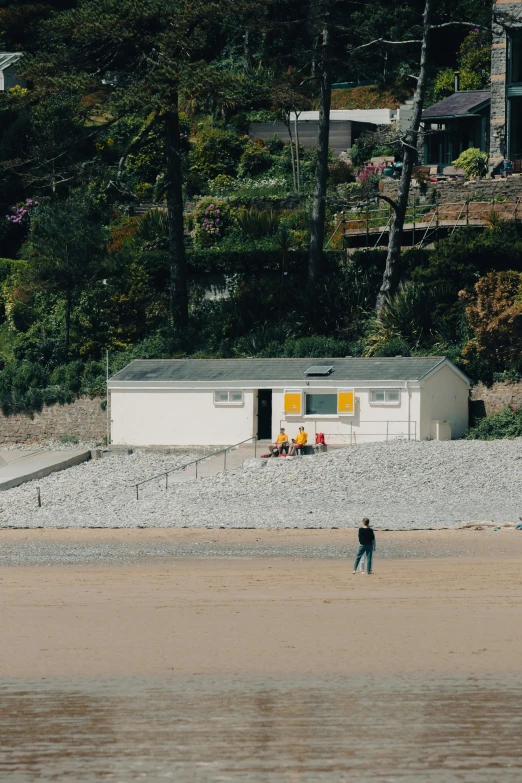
[1,0,515,429]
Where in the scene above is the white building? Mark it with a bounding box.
[108,357,470,447]
[0,53,26,92]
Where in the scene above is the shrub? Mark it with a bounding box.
[329,160,355,185]
[452,148,489,179]
[189,128,245,182]
[460,271,522,378]
[60,435,79,444]
[191,199,227,246]
[264,134,285,154]
[371,338,411,357]
[236,208,279,239]
[467,407,522,440]
[238,139,272,177]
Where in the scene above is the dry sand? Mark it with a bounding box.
[2,529,522,678]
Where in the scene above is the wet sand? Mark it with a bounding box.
[3,529,522,781]
[2,529,522,677]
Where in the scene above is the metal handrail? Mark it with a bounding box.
[135,436,257,499]
[342,199,520,240]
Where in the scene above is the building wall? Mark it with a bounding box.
[249,120,374,157]
[380,176,522,204]
[420,365,469,440]
[275,385,422,444]
[110,389,256,446]
[110,368,467,446]
[490,1,522,162]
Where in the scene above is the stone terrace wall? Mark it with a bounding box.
[471,382,522,417]
[380,178,522,205]
[0,397,106,444]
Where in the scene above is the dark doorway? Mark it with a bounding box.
[257,389,272,440]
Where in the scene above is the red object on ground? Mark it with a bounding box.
[315,433,326,445]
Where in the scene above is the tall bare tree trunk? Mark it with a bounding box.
[294,111,301,193]
[165,101,188,331]
[64,290,72,361]
[308,25,331,289]
[376,0,433,314]
[284,112,298,192]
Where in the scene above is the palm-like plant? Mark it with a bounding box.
[365,282,436,355]
[236,208,279,239]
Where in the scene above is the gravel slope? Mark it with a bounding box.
[1,439,522,530]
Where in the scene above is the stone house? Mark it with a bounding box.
[422,0,522,170]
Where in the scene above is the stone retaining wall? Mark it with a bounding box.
[470,382,522,416]
[380,178,522,205]
[0,397,107,444]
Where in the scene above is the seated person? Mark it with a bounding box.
[269,428,289,456]
[288,426,308,455]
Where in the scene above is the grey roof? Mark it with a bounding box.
[110,357,462,384]
[0,53,23,71]
[422,90,490,120]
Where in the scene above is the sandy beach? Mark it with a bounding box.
[2,528,522,678]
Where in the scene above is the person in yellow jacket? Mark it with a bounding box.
[288,426,308,456]
[269,428,289,456]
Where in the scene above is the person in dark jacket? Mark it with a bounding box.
[353,518,376,575]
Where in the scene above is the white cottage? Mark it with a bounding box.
[0,53,26,92]
[108,357,470,447]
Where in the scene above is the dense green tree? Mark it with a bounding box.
[10,0,266,336]
[22,193,107,358]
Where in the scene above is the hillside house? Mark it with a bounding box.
[249,105,414,158]
[0,53,26,92]
[422,0,522,170]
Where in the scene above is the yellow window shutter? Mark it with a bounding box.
[284,390,302,415]
[338,389,355,415]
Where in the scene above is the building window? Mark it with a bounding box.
[305,393,337,415]
[510,31,522,84]
[214,390,244,405]
[370,389,401,404]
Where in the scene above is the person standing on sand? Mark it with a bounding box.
[353,518,376,575]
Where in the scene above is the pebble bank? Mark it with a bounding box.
[1,439,522,529]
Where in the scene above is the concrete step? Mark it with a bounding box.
[0,450,92,491]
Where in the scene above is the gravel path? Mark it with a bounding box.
[1,439,522,530]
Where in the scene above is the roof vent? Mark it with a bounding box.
[304,365,334,376]
[395,355,403,358]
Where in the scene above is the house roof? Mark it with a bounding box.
[422,90,490,121]
[109,357,466,384]
[0,53,23,71]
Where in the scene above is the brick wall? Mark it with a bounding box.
[0,397,107,444]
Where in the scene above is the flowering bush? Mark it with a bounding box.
[208,175,288,197]
[356,164,384,183]
[191,199,227,246]
[5,198,38,226]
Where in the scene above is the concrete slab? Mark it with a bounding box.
[0,450,91,491]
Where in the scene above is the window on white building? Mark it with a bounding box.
[305,393,337,415]
[214,390,244,404]
[370,389,401,404]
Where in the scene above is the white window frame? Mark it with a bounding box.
[369,388,401,405]
[213,390,244,406]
